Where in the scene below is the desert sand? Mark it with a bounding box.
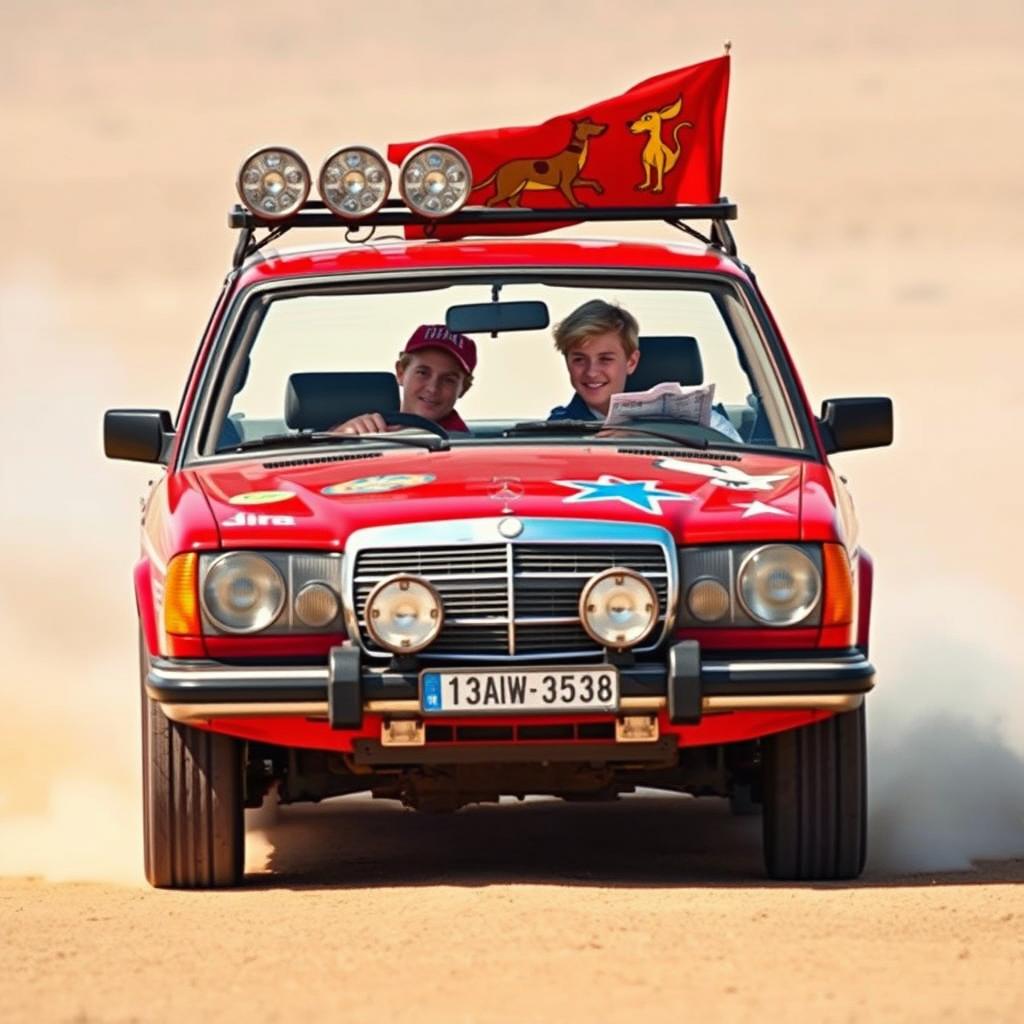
[3,796,1024,1023]
[1,1,1023,1020]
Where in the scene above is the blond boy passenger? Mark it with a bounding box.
[547,299,741,441]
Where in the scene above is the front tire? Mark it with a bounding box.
[761,704,867,881]
[140,643,244,888]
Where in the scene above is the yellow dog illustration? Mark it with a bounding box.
[474,118,608,208]
[629,97,694,193]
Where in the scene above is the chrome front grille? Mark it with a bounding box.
[347,520,676,661]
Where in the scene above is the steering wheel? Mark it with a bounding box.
[381,411,450,440]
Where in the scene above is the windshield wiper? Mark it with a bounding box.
[222,430,449,454]
[505,420,709,450]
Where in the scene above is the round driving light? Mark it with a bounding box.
[737,545,821,626]
[687,578,730,623]
[579,568,659,650]
[202,553,286,634]
[399,145,471,218]
[293,582,340,629]
[319,146,391,220]
[236,147,311,221]
[365,575,443,653]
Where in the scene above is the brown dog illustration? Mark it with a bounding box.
[629,97,694,193]
[474,118,607,208]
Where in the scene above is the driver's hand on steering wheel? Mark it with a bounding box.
[329,413,394,435]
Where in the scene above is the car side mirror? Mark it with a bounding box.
[104,409,174,463]
[818,397,893,454]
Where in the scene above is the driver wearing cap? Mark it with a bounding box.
[333,324,476,434]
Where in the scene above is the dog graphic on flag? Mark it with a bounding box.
[388,54,730,238]
[473,118,608,209]
[629,97,694,193]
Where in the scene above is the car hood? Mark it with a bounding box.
[192,444,836,549]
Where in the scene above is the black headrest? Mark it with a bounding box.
[626,336,703,392]
[285,372,400,431]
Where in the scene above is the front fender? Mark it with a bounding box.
[855,549,874,655]
[135,557,161,658]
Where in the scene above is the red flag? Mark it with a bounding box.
[387,55,729,239]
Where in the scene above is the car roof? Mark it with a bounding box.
[235,236,751,289]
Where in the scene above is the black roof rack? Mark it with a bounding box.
[229,198,738,269]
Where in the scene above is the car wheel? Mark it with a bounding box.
[761,704,867,881]
[140,638,245,888]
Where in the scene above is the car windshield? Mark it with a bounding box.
[200,274,803,456]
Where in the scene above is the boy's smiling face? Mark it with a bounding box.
[566,331,640,415]
[396,347,466,421]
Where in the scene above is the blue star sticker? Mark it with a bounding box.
[554,475,692,515]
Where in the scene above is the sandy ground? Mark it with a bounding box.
[2,1,1024,1021]
[2,795,1023,1024]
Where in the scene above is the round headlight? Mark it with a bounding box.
[236,146,311,221]
[365,575,443,653]
[202,553,286,634]
[399,145,471,218]
[294,582,340,629]
[319,146,391,220]
[737,545,821,626]
[687,577,730,623]
[579,568,659,650]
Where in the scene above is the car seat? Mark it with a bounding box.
[626,336,704,391]
[284,371,400,432]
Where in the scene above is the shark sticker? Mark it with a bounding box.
[655,457,793,492]
[554,475,692,515]
[222,512,295,527]
[228,490,295,506]
[322,473,435,496]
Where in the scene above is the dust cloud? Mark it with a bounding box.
[867,579,1024,872]
[0,280,145,883]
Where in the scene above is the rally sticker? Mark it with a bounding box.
[228,490,296,506]
[321,473,435,496]
[655,458,793,492]
[222,512,295,527]
[734,500,792,519]
[554,475,691,515]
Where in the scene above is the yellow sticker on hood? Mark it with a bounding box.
[228,490,296,506]
[321,474,435,496]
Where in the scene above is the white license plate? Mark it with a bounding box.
[420,667,619,714]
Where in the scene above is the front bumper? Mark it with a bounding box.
[146,641,875,726]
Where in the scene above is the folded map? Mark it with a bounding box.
[604,381,716,427]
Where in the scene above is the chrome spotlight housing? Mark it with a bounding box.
[365,574,443,653]
[319,146,391,220]
[398,144,472,218]
[579,568,659,650]
[236,146,311,221]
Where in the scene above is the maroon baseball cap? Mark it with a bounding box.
[403,324,477,375]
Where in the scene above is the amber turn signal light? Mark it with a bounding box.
[164,552,200,635]
[822,543,854,626]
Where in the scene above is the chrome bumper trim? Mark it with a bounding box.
[152,665,327,684]
[162,701,329,723]
[159,692,863,724]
